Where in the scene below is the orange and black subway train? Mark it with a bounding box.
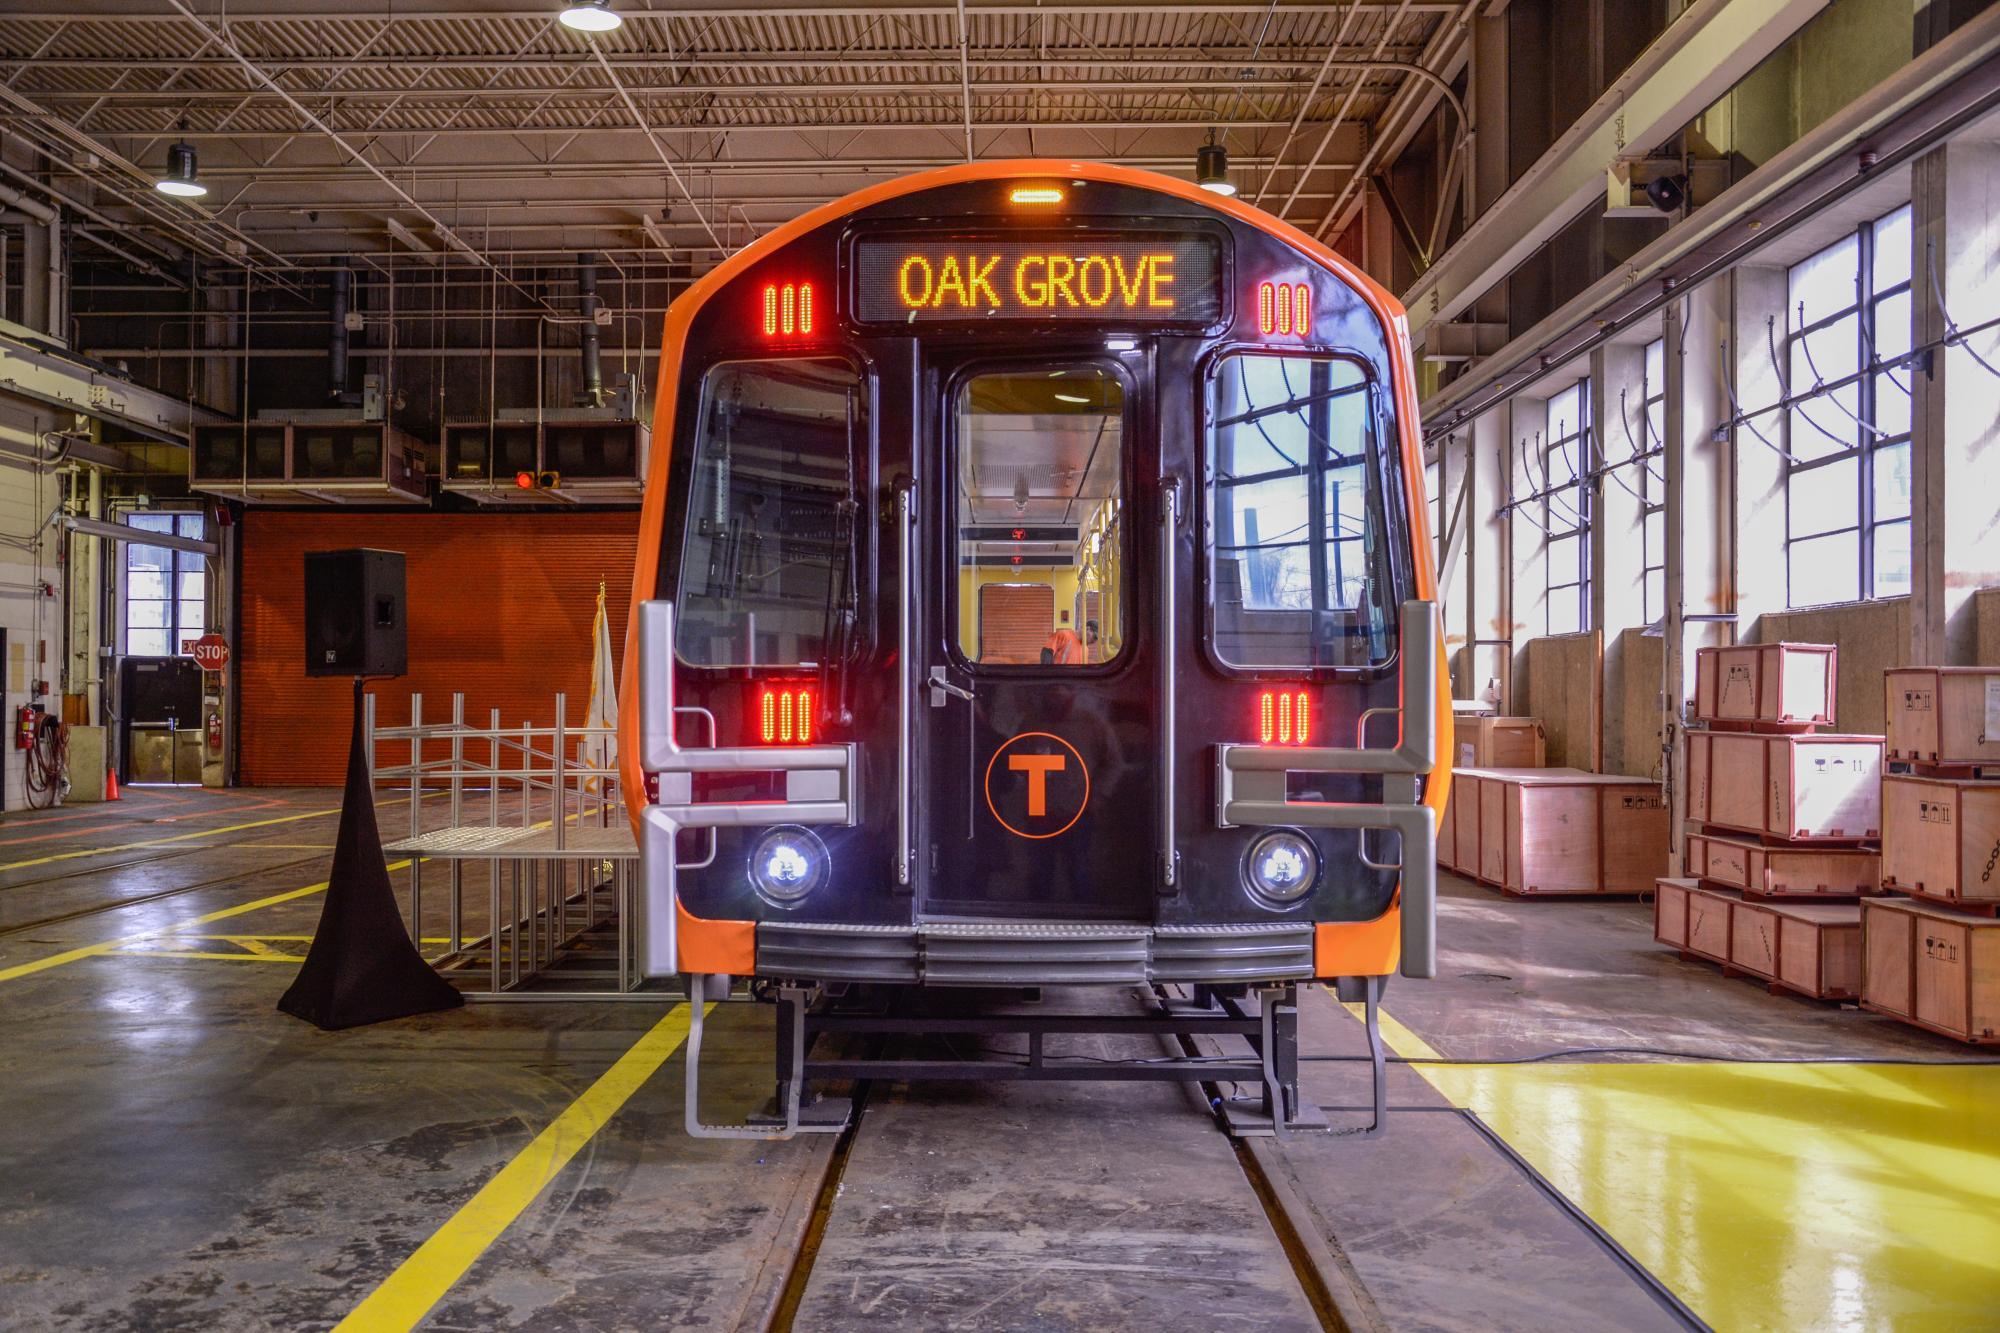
[620,161,1452,992]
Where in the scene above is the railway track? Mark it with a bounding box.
[748,1009,1368,1333]
[0,849,331,940]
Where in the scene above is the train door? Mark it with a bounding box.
[918,353,1158,921]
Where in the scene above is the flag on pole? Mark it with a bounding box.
[583,581,618,798]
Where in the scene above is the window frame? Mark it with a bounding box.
[1540,377,1592,637]
[1198,346,1410,681]
[944,356,1135,676]
[669,352,875,672]
[120,509,208,658]
[1781,205,1913,608]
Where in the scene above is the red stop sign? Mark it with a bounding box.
[189,634,230,671]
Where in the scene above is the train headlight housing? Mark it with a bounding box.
[1244,829,1318,906]
[749,826,828,906]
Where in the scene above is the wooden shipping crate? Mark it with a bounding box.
[1685,883,1735,963]
[1730,897,1863,999]
[1693,642,1837,731]
[1884,666,2000,767]
[1686,731,1883,841]
[1455,716,1547,770]
[1880,775,2000,905]
[1475,768,1669,894]
[1655,876,1694,949]
[1448,771,1482,875]
[1437,781,1457,869]
[1861,897,2000,1043]
[1683,829,1881,898]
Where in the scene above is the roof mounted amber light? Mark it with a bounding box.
[1009,185,1064,205]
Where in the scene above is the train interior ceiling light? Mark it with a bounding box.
[558,0,622,33]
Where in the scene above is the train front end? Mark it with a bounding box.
[622,161,1450,1007]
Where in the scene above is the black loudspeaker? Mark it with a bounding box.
[305,548,407,677]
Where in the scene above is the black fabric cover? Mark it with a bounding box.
[278,678,463,1029]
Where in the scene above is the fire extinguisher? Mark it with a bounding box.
[206,710,224,756]
[15,704,40,751]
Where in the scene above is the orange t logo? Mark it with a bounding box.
[1008,753,1067,817]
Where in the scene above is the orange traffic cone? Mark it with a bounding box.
[104,768,120,801]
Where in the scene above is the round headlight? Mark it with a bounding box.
[1244,829,1318,906]
[749,826,828,906]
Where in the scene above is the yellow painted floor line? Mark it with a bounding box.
[0,858,415,985]
[1339,999,1444,1064]
[334,1006,706,1333]
[0,788,446,872]
[105,949,304,964]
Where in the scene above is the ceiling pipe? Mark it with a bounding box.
[0,179,56,226]
[328,258,359,408]
[575,254,605,409]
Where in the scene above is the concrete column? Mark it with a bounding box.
[1593,341,1647,775]
[1509,391,1549,695]
[1467,401,1515,709]
[1361,178,1396,291]
[19,215,64,339]
[1467,9,1510,332]
[1663,279,1735,853]
[1730,266,1789,628]
[1910,139,2000,665]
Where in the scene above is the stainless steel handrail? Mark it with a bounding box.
[1159,476,1181,891]
[1214,599,1443,979]
[895,477,916,888]
[636,598,858,977]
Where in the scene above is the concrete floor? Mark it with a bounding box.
[2,786,1996,1330]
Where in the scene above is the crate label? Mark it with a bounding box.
[1987,678,2000,737]
[1458,741,1476,767]
[1924,934,1959,964]
[1982,840,2000,886]
[1919,800,1954,826]
[1901,686,1934,713]
[1720,664,1754,713]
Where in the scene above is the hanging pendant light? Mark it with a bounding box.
[1196,133,1236,197]
[155,139,207,198]
[559,0,623,32]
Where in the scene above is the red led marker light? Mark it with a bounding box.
[1256,689,1311,746]
[514,470,535,488]
[758,684,816,744]
[1255,281,1312,338]
[761,282,815,336]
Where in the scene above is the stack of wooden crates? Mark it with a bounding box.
[1439,713,1671,897]
[1863,667,2000,1043]
[1655,643,1885,1001]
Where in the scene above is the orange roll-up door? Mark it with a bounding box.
[237,510,640,786]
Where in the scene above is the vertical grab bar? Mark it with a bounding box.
[1159,476,1181,891]
[895,478,917,887]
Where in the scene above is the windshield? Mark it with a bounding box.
[675,357,863,669]
[1207,352,1398,670]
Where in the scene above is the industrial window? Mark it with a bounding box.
[1206,352,1398,670]
[1640,340,1667,625]
[123,511,206,658]
[952,366,1125,668]
[1541,378,1591,636]
[676,357,865,668]
[1783,205,1913,608]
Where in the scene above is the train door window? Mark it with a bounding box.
[1206,353,1398,669]
[676,357,864,668]
[954,368,1125,667]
